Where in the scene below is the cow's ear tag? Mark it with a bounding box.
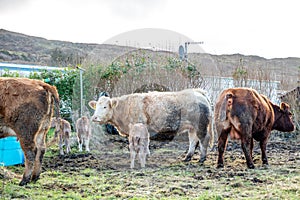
[88,101,97,110]
[111,99,118,108]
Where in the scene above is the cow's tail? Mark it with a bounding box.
[195,89,215,148]
[208,104,215,148]
[45,84,60,119]
[219,92,233,122]
[43,83,61,148]
[200,90,215,148]
[194,89,215,148]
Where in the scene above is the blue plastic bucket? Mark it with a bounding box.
[0,137,25,166]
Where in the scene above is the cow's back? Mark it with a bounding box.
[144,89,211,134]
[129,123,149,139]
[94,88,211,141]
[61,119,71,133]
[76,116,90,135]
[0,78,59,138]
[214,87,274,138]
[1,78,48,114]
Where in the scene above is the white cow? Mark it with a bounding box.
[89,88,213,163]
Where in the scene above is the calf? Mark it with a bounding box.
[47,117,61,146]
[76,116,91,152]
[47,117,71,155]
[214,87,295,169]
[0,77,59,186]
[128,123,150,168]
[59,118,71,155]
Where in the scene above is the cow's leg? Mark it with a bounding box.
[129,146,136,168]
[183,127,198,162]
[146,144,150,155]
[139,149,146,168]
[59,133,64,155]
[217,129,229,168]
[65,138,70,154]
[64,131,70,154]
[78,135,83,152]
[198,129,210,163]
[260,139,268,165]
[85,137,90,152]
[31,130,47,183]
[19,141,36,186]
[241,133,255,169]
[250,138,254,159]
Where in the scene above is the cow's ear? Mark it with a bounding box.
[110,99,118,108]
[88,101,97,110]
[280,102,289,111]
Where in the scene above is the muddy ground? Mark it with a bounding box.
[43,131,300,171]
[2,130,299,199]
[38,131,300,198]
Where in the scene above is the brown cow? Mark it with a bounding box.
[0,77,59,186]
[76,116,91,152]
[214,87,295,169]
[128,123,150,168]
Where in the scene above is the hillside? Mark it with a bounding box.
[0,29,299,89]
[0,29,135,66]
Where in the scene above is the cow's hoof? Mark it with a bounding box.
[262,161,269,166]
[217,163,224,168]
[199,156,206,163]
[247,164,255,169]
[183,156,192,162]
[262,163,269,169]
[19,178,30,186]
[31,174,40,183]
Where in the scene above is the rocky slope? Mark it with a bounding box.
[0,29,299,89]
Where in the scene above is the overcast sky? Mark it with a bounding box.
[1,0,299,59]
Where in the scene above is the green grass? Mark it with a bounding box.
[1,164,299,200]
[1,138,299,200]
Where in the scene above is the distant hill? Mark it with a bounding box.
[0,29,299,89]
[0,29,135,66]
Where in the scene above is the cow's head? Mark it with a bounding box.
[50,117,61,130]
[88,96,118,124]
[272,102,295,132]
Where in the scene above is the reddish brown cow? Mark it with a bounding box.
[214,87,295,169]
[0,78,59,186]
